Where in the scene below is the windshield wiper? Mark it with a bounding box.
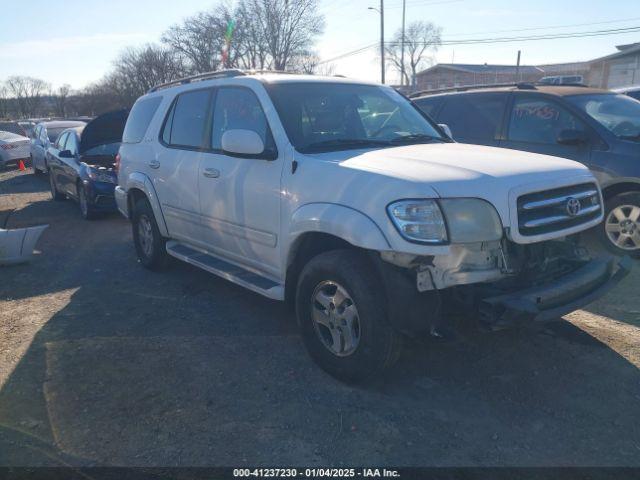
[388,133,446,145]
[300,138,391,152]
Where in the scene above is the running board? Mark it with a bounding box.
[166,241,284,300]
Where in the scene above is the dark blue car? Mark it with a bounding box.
[413,85,640,258]
[47,110,128,220]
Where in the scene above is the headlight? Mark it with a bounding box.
[440,198,503,243]
[388,198,503,244]
[387,200,447,243]
[87,167,116,184]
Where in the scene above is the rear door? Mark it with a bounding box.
[499,93,592,163]
[435,93,507,147]
[154,88,212,245]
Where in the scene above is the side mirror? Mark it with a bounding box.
[59,150,74,158]
[557,129,588,146]
[221,129,265,157]
[438,123,453,139]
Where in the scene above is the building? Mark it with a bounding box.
[413,41,640,93]
[587,42,640,89]
[414,64,545,92]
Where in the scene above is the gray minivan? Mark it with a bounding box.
[413,84,640,257]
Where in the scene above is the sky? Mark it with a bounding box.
[1,0,639,89]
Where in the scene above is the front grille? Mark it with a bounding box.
[517,182,602,237]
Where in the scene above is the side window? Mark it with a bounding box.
[56,132,69,150]
[437,93,507,142]
[162,89,211,148]
[508,96,587,145]
[40,127,48,143]
[66,133,78,155]
[211,87,275,153]
[413,97,443,118]
[122,96,163,144]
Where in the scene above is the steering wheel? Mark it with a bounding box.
[613,121,638,137]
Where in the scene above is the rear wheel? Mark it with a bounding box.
[295,250,402,383]
[600,192,640,258]
[49,170,64,201]
[132,197,168,270]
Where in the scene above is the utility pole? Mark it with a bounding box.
[380,0,385,84]
[368,2,385,84]
[516,50,521,83]
[400,0,406,85]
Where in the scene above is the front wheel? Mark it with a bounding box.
[600,192,640,258]
[132,197,168,270]
[78,183,97,220]
[49,170,64,201]
[295,250,402,383]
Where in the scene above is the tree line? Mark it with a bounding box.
[1,0,441,120]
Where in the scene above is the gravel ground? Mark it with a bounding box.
[0,167,639,467]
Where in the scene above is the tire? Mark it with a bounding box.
[599,192,640,259]
[77,182,97,220]
[295,249,402,383]
[49,170,65,201]
[132,197,168,270]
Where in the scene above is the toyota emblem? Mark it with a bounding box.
[566,197,582,217]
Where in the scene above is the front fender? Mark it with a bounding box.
[122,172,169,237]
[289,203,391,251]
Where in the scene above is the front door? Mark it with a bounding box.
[198,86,283,277]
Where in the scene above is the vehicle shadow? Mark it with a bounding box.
[1,234,639,467]
[0,169,49,196]
[1,182,639,467]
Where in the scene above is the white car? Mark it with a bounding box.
[31,120,86,174]
[0,130,30,168]
[116,71,629,382]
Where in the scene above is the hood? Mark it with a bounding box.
[79,109,129,154]
[325,142,591,195]
[303,143,595,234]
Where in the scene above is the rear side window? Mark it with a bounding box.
[162,89,211,149]
[413,96,444,118]
[56,132,69,150]
[122,96,163,144]
[437,93,507,142]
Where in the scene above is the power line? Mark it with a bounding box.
[319,25,640,64]
[444,16,640,38]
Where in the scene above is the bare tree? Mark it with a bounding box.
[109,44,187,105]
[385,21,441,86]
[5,76,50,117]
[53,84,71,117]
[0,83,8,119]
[249,0,324,71]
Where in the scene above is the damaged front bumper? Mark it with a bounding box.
[479,255,632,329]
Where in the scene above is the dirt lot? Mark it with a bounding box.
[0,167,639,467]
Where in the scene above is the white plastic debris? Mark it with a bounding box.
[0,225,48,266]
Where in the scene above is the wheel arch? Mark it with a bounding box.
[124,172,169,237]
[601,180,640,200]
[284,203,391,304]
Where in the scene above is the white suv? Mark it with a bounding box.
[116,71,629,382]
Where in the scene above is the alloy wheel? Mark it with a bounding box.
[310,281,361,357]
[605,204,640,251]
[137,214,154,258]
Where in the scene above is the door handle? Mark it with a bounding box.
[203,168,220,178]
[149,159,160,169]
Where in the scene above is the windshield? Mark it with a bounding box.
[567,93,640,140]
[265,82,446,153]
[83,142,121,156]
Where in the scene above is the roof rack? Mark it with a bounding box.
[147,69,311,93]
[148,69,246,93]
[409,82,537,98]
